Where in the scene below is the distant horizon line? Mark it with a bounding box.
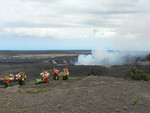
[0,49,150,52]
[0,49,91,51]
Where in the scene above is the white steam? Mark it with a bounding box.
[76,47,149,66]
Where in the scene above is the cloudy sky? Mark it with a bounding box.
[0,0,149,50]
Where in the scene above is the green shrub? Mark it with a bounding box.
[146,54,150,61]
[125,66,150,81]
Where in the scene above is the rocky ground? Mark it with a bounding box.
[0,76,150,113]
[0,50,150,113]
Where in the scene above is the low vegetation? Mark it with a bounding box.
[146,54,150,61]
[131,100,138,105]
[125,66,150,81]
[88,69,103,76]
[26,87,52,94]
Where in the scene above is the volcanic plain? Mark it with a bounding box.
[0,50,150,113]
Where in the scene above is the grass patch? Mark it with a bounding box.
[26,87,52,94]
[122,106,128,110]
[131,100,138,105]
[115,108,121,112]
[89,101,94,104]
[57,105,62,108]
[77,94,81,97]
[18,106,23,108]
[8,99,14,102]
[125,66,150,81]
[30,108,36,111]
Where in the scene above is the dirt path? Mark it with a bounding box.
[0,76,150,113]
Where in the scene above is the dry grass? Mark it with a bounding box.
[26,87,52,94]
[57,105,62,108]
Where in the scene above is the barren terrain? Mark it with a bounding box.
[0,50,150,113]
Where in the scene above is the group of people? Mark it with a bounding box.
[0,68,69,87]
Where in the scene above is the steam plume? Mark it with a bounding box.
[76,47,149,66]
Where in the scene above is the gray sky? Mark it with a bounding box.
[0,0,149,50]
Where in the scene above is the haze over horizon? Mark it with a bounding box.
[0,0,150,50]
